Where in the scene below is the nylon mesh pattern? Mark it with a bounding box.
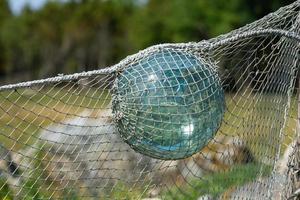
[0,1,300,199]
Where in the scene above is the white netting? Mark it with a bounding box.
[0,1,300,200]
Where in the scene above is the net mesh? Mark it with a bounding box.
[0,1,300,200]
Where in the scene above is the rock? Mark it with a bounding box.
[197,194,214,200]
[276,140,297,175]
[0,143,21,197]
[220,177,279,199]
[0,144,19,177]
[220,139,298,200]
[142,198,162,200]
[18,108,254,198]
[178,135,254,180]
[276,139,300,199]
[38,109,157,196]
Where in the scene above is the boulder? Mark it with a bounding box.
[38,109,156,196]
[177,135,254,181]
[19,108,255,198]
[0,144,21,198]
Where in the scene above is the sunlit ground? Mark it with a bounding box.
[0,88,297,199]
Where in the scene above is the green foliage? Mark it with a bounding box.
[0,0,10,21]
[0,87,110,151]
[128,0,252,50]
[163,163,272,200]
[0,157,275,199]
[62,189,80,200]
[0,162,52,200]
[20,145,80,199]
[0,0,293,83]
[107,182,148,200]
[0,178,14,200]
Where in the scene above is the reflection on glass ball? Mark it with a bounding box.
[113,50,225,160]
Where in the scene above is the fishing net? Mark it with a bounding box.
[0,1,300,200]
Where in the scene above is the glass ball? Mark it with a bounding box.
[112,50,225,160]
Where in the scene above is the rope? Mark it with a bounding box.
[0,28,299,91]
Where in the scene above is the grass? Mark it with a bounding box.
[219,92,297,161]
[0,86,110,151]
[0,178,14,200]
[0,163,272,200]
[0,88,296,155]
[0,86,296,155]
[106,183,149,200]
[162,163,272,199]
[0,88,297,199]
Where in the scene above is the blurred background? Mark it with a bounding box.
[0,0,295,85]
[0,1,299,199]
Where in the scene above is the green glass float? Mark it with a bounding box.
[112,50,225,160]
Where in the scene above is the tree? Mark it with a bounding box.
[0,0,11,77]
[0,0,295,83]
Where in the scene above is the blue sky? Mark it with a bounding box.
[9,0,48,14]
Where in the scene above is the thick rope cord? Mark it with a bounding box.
[0,3,300,199]
[0,28,299,92]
